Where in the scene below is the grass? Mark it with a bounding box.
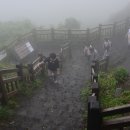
[0,72,46,122]
[80,67,130,129]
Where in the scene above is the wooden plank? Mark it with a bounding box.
[0,68,18,74]
[5,83,10,93]
[15,81,18,89]
[103,116,130,129]
[32,57,40,65]
[102,104,130,117]
[7,90,18,98]
[3,76,20,83]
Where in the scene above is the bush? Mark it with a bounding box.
[7,100,18,109]
[99,68,130,108]
[113,67,129,84]
[99,72,118,108]
[99,72,117,97]
[0,107,11,120]
[80,82,92,103]
[19,78,43,97]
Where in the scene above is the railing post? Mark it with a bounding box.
[112,22,117,37]
[32,28,37,43]
[68,42,72,59]
[91,62,95,82]
[125,17,130,33]
[16,64,23,81]
[0,73,7,105]
[92,82,99,100]
[68,29,72,41]
[95,60,99,74]
[51,28,55,41]
[28,64,35,81]
[98,24,102,42]
[86,28,90,42]
[91,60,99,82]
[105,56,109,72]
[87,96,102,130]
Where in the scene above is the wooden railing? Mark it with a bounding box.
[32,17,130,43]
[60,42,72,62]
[0,56,45,105]
[102,104,130,130]
[5,17,129,52]
[0,44,65,105]
[87,57,130,130]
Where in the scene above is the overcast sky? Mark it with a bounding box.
[0,0,130,27]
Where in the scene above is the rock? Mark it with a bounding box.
[115,87,122,97]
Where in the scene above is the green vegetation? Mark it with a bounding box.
[0,98,17,121]
[80,82,92,128]
[80,81,92,104]
[99,67,129,108]
[19,76,45,97]
[0,74,45,121]
[0,107,11,120]
[81,67,130,127]
[113,67,129,84]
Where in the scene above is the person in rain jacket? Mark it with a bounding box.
[103,38,112,59]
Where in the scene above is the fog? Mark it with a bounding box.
[0,0,130,27]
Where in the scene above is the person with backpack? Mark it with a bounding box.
[92,48,98,61]
[103,38,112,59]
[83,44,93,63]
[44,52,60,83]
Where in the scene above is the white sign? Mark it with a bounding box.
[15,42,34,59]
[0,50,7,61]
[26,42,34,52]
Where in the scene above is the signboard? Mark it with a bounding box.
[15,42,34,59]
[0,50,7,61]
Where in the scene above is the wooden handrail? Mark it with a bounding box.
[0,68,18,74]
[102,104,130,117]
[103,116,130,129]
[3,76,20,83]
[32,57,40,65]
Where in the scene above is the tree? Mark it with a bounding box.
[64,17,80,29]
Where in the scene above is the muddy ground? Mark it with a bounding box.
[5,43,89,130]
[1,36,130,130]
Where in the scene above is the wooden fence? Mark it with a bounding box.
[0,56,45,105]
[87,58,130,130]
[5,17,129,52]
[0,44,67,105]
[32,17,130,43]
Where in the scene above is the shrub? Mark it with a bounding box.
[80,82,92,103]
[99,69,130,108]
[7,100,18,109]
[99,72,117,97]
[113,67,129,84]
[0,107,11,120]
[99,72,118,108]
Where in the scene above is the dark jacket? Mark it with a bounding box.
[45,57,59,71]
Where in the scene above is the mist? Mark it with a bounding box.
[0,0,130,27]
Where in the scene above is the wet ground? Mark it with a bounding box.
[10,44,89,130]
[1,36,130,130]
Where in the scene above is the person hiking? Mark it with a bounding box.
[44,52,60,83]
[92,48,98,61]
[84,44,93,63]
[103,38,112,59]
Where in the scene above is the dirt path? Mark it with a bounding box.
[12,44,89,130]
